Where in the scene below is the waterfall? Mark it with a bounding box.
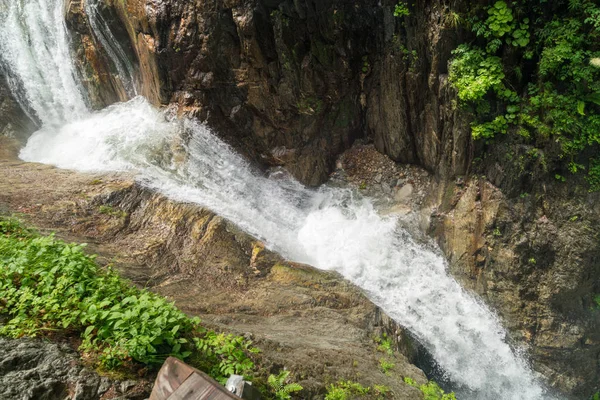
[0,1,559,399]
[0,0,87,125]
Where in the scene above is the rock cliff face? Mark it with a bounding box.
[66,0,132,108]
[0,338,151,399]
[70,0,471,186]
[425,165,600,398]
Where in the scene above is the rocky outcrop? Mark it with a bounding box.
[65,0,133,109]
[67,0,471,186]
[0,136,429,399]
[0,73,36,142]
[0,337,151,400]
[365,1,472,179]
[425,176,600,398]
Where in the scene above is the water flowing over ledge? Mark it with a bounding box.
[0,0,558,399]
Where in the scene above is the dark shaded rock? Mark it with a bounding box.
[0,337,151,400]
[0,73,37,142]
[65,0,134,109]
[67,0,471,186]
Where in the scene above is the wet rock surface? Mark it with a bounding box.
[0,137,427,399]
[332,142,600,398]
[65,0,133,109]
[0,337,151,400]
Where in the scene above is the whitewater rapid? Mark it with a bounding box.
[0,0,557,399]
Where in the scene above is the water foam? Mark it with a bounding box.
[0,0,557,398]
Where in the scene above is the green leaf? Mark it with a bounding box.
[577,100,586,115]
[84,325,95,337]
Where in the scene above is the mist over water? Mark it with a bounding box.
[1,0,558,399]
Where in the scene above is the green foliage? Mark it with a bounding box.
[443,11,463,29]
[484,1,515,38]
[0,217,257,381]
[449,0,600,190]
[325,380,390,400]
[379,358,395,375]
[471,115,508,140]
[587,158,600,192]
[268,370,303,400]
[373,385,391,398]
[0,216,34,238]
[393,2,410,17]
[449,45,505,103]
[193,332,259,383]
[325,380,370,400]
[375,333,393,355]
[362,55,371,73]
[472,1,530,47]
[404,377,456,400]
[594,296,600,308]
[98,205,127,218]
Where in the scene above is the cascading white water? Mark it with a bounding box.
[0,0,88,125]
[0,1,559,399]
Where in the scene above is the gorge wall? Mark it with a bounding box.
[67,0,471,186]
[1,0,598,398]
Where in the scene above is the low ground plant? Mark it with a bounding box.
[0,216,257,384]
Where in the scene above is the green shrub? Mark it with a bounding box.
[0,217,257,382]
[0,216,34,238]
[449,45,505,103]
[193,332,258,383]
[587,158,600,192]
[375,333,393,355]
[325,381,370,400]
[404,377,456,400]
[268,370,303,400]
[449,0,600,190]
[393,2,409,17]
[379,358,395,375]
